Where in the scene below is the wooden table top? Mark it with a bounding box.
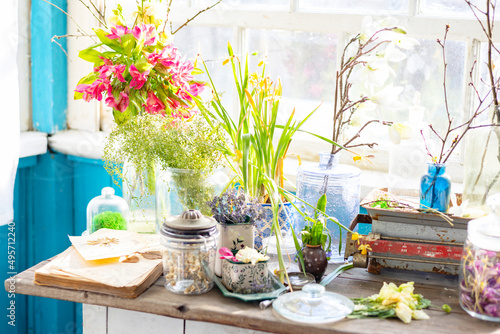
[5,260,500,334]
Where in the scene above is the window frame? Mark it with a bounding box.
[65,0,500,183]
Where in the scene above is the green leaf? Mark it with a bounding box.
[316,194,327,213]
[122,34,137,56]
[94,28,123,52]
[134,56,153,73]
[78,48,102,63]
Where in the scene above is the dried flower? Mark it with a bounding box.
[207,188,264,226]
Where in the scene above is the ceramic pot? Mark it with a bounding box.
[254,202,293,251]
[301,244,328,281]
[215,223,254,276]
[221,259,271,294]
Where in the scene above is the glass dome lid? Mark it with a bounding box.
[273,283,354,324]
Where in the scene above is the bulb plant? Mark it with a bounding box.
[196,43,323,283]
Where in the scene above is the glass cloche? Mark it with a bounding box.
[86,187,129,234]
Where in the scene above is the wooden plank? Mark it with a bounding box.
[6,260,500,334]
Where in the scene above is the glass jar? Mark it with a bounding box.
[160,209,219,295]
[295,152,360,262]
[459,193,500,322]
[86,187,129,234]
[419,163,451,213]
[155,167,229,233]
[463,106,500,213]
[122,161,156,234]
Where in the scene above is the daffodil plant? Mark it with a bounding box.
[196,43,321,283]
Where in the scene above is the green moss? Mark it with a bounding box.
[91,211,127,233]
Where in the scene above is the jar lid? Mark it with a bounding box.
[272,283,354,324]
[161,209,217,237]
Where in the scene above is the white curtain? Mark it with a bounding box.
[0,0,20,226]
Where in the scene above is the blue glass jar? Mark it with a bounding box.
[419,163,451,212]
[295,153,360,263]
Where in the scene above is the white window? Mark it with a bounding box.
[65,0,500,186]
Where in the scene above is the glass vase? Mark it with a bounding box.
[419,163,451,213]
[122,161,156,234]
[295,152,360,263]
[463,106,500,213]
[155,167,229,233]
[459,193,500,322]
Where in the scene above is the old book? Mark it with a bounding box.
[34,231,163,298]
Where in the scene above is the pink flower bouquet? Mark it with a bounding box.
[74,3,205,124]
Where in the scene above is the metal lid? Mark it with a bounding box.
[161,209,217,237]
[273,283,354,324]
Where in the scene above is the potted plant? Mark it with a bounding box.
[295,17,416,261]
[207,188,265,276]
[196,43,321,283]
[299,194,331,281]
[219,247,272,294]
[104,113,229,232]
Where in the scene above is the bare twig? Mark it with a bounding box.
[172,0,221,35]
[78,0,107,29]
[50,36,69,58]
[43,0,92,37]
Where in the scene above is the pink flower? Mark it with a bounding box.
[129,64,149,89]
[97,64,126,83]
[144,91,165,114]
[105,92,129,113]
[132,24,157,46]
[106,25,132,40]
[219,247,238,262]
[178,82,205,101]
[75,79,111,102]
[169,59,195,89]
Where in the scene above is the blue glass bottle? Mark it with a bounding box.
[420,163,451,212]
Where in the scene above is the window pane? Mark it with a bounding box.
[174,26,235,110]
[358,39,466,158]
[199,0,288,10]
[420,0,481,16]
[300,0,407,13]
[475,42,500,122]
[247,29,337,139]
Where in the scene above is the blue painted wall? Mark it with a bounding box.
[2,154,121,334]
[31,0,67,134]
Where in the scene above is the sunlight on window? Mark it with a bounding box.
[247,29,337,139]
[300,0,407,13]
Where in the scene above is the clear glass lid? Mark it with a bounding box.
[272,283,354,324]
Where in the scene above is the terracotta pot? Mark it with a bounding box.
[301,244,328,281]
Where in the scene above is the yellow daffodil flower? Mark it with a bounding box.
[358,244,372,255]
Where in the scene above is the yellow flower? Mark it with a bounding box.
[235,149,243,163]
[358,244,372,255]
[351,232,361,241]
